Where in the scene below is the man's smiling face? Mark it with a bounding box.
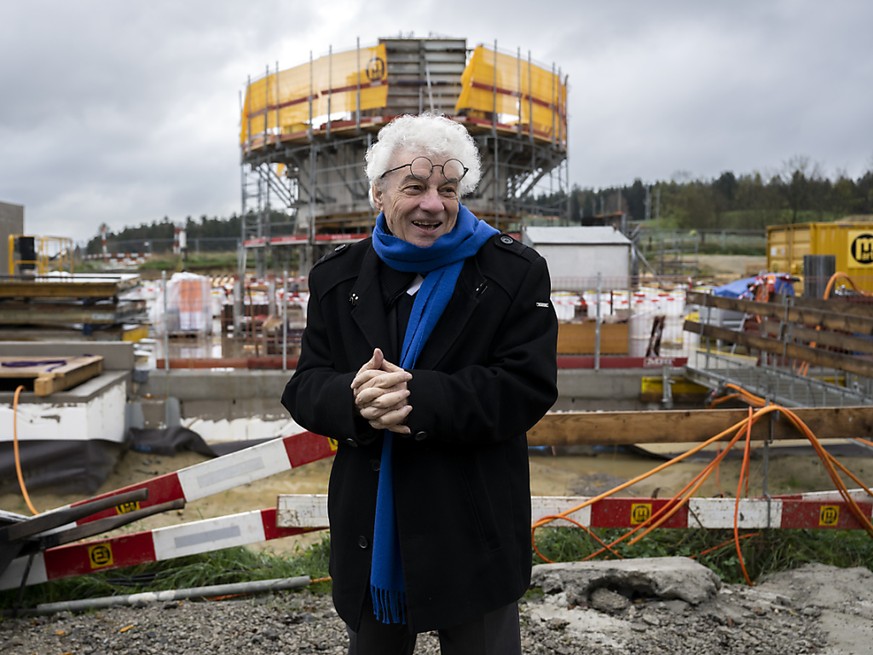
[372,151,462,248]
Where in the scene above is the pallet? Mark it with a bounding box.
[0,355,104,396]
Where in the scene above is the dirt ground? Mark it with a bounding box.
[696,254,767,279]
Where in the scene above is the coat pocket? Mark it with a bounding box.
[459,458,502,552]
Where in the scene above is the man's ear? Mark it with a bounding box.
[371,183,383,211]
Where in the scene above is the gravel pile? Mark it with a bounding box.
[0,579,833,655]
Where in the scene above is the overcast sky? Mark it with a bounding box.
[1,0,870,242]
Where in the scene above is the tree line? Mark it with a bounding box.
[567,157,873,230]
[86,214,244,255]
[87,158,873,254]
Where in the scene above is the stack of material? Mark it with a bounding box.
[149,272,214,336]
[0,273,146,340]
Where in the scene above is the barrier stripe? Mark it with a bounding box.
[1,434,336,590]
[6,492,870,590]
[275,494,873,531]
[0,508,322,590]
[59,431,336,527]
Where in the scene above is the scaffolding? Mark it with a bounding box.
[239,37,570,277]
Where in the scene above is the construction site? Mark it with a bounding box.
[1,36,873,654]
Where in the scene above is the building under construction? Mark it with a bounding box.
[239,36,569,276]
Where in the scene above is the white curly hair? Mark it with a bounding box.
[365,113,481,205]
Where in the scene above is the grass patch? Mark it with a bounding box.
[0,537,331,613]
[4,529,872,613]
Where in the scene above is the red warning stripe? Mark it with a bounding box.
[1,508,324,589]
[275,494,873,531]
[588,498,688,529]
[64,431,335,526]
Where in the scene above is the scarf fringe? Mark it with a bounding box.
[371,585,407,624]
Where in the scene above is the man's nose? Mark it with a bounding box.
[419,186,444,211]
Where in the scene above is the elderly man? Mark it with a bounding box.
[282,113,558,655]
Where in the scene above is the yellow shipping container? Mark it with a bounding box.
[767,220,873,295]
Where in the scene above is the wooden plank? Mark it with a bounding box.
[0,274,140,299]
[0,300,145,325]
[527,406,873,445]
[687,291,873,335]
[0,355,104,396]
[557,321,629,355]
[761,318,873,356]
[684,320,873,377]
[791,294,873,318]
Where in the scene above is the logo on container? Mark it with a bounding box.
[850,233,873,265]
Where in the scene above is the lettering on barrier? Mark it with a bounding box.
[88,543,114,569]
[819,505,840,527]
[631,503,652,525]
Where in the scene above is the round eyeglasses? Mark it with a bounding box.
[379,156,468,184]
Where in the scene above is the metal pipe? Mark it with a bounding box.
[162,270,169,371]
[595,273,602,371]
[282,269,288,372]
[31,576,312,615]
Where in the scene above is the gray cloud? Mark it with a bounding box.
[1,0,870,241]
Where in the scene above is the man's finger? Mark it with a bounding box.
[351,348,385,389]
[358,390,410,415]
[367,404,413,433]
[351,368,385,392]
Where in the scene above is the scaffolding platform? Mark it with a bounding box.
[685,355,873,407]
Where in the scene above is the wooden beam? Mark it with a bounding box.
[684,320,873,378]
[761,318,873,356]
[687,291,873,335]
[0,300,145,326]
[792,295,873,319]
[527,406,873,446]
[32,356,104,396]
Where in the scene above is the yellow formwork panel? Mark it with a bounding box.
[241,44,388,146]
[455,45,567,145]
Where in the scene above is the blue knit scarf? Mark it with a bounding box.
[369,204,497,624]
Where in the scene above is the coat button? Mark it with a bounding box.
[358,535,369,549]
[345,438,358,447]
[413,430,428,441]
[500,235,513,245]
[370,459,381,471]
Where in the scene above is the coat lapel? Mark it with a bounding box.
[350,247,396,361]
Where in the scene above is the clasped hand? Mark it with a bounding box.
[350,348,412,434]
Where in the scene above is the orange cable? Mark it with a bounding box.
[531,408,777,536]
[531,399,873,581]
[695,532,761,560]
[779,407,873,536]
[733,408,755,586]
[533,411,766,562]
[12,385,40,515]
[626,421,751,546]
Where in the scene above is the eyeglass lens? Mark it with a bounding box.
[409,157,466,182]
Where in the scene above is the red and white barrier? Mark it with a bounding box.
[0,508,322,589]
[276,493,873,532]
[59,430,336,527]
[0,431,336,590]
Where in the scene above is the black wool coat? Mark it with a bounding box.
[281,233,558,633]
